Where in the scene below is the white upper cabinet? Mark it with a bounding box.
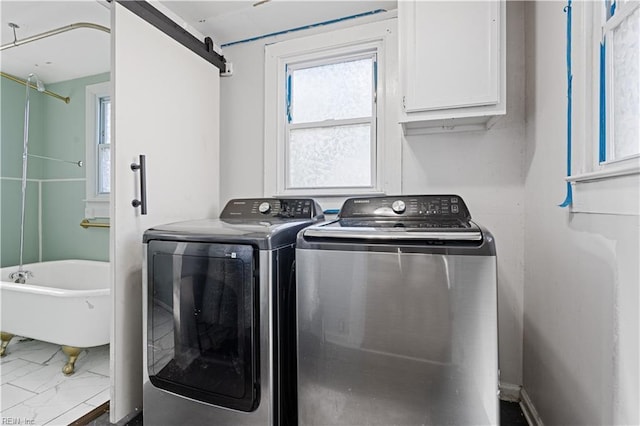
[399,0,506,135]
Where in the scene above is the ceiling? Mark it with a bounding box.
[160,1,397,47]
[0,1,111,84]
[0,0,396,85]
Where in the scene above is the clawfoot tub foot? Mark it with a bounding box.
[1,332,14,356]
[61,345,82,375]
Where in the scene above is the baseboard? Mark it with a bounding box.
[69,401,109,425]
[499,382,522,402]
[520,387,544,426]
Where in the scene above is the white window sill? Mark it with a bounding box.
[566,163,639,183]
[85,197,111,219]
[566,165,639,215]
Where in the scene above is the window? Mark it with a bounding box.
[264,18,400,202]
[85,82,111,218]
[286,53,376,190]
[98,95,111,194]
[601,0,640,163]
[567,0,639,214]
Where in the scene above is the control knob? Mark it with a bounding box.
[258,202,271,214]
[391,200,406,214]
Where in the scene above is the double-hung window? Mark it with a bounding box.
[85,81,111,218]
[97,95,111,194]
[286,52,377,190]
[264,18,400,201]
[600,0,640,164]
[568,0,639,214]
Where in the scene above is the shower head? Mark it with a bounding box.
[27,73,45,92]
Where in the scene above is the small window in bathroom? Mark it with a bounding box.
[85,81,111,218]
[97,95,111,194]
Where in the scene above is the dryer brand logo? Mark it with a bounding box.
[353,200,370,204]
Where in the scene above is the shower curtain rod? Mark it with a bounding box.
[0,72,70,104]
[0,22,110,103]
[0,22,110,51]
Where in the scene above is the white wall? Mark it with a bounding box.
[219,12,399,205]
[220,4,526,388]
[523,2,639,424]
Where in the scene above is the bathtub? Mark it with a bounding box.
[0,260,110,374]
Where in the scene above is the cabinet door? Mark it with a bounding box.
[402,1,500,113]
[110,3,220,422]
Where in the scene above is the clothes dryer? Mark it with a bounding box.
[143,198,322,425]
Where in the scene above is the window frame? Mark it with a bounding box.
[264,18,400,204]
[85,81,111,218]
[567,1,639,215]
[285,50,378,191]
[601,1,640,166]
[97,95,111,195]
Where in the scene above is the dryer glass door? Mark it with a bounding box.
[147,240,258,412]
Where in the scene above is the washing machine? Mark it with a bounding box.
[142,198,323,425]
[296,195,498,425]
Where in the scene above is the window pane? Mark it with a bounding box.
[291,57,373,123]
[288,124,372,188]
[98,96,111,194]
[612,6,640,160]
[100,97,111,144]
[98,145,110,194]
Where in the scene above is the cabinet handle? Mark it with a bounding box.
[130,154,147,215]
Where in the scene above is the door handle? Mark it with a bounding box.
[130,154,147,215]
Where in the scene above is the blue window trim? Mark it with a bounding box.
[599,42,607,163]
[560,0,573,208]
[286,66,292,123]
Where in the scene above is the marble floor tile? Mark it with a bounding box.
[1,338,110,425]
[81,345,110,377]
[85,388,110,407]
[2,338,61,365]
[0,358,45,385]
[0,383,36,411]
[10,360,78,394]
[44,403,95,425]
[1,371,109,425]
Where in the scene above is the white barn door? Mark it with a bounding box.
[110,3,220,422]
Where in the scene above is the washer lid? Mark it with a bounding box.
[302,219,483,242]
[300,195,486,244]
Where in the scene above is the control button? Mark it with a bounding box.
[258,202,271,214]
[451,204,459,214]
[391,200,406,214]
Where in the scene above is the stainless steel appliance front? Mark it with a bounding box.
[297,250,497,425]
[141,197,324,425]
[296,195,498,425]
[143,247,275,425]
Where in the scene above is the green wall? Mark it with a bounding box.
[1,73,110,267]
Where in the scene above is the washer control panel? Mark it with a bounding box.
[339,195,470,220]
[221,198,322,220]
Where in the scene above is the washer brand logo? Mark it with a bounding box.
[233,201,246,204]
[353,200,370,204]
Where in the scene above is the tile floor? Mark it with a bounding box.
[0,337,109,425]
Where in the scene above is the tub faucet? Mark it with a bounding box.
[9,270,32,283]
